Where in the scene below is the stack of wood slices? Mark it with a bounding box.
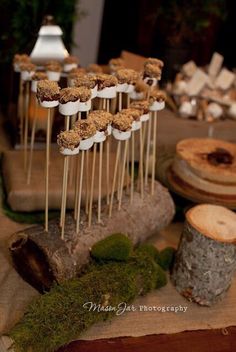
[168,138,236,208]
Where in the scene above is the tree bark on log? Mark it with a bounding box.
[9,181,175,292]
[172,204,236,306]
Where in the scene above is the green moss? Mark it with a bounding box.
[9,250,166,352]
[156,264,168,288]
[136,244,159,261]
[91,233,133,261]
[156,247,176,271]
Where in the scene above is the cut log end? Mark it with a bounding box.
[186,204,236,244]
[172,204,236,306]
[9,233,56,293]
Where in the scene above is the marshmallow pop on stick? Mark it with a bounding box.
[142,58,163,186]
[74,85,93,213]
[86,63,103,75]
[36,80,60,232]
[67,68,87,87]
[149,89,166,195]
[57,130,80,239]
[13,54,31,147]
[45,61,62,82]
[63,55,79,73]
[109,57,125,75]
[109,114,132,216]
[73,120,96,233]
[73,75,97,100]
[58,87,80,234]
[119,108,142,203]
[130,100,150,198]
[27,72,48,185]
[20,63,36,172]
[96,73,118,203]
[88,110,112,223]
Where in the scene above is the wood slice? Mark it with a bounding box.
[9,181,175,292]
[172,204,236,306]
[167,167,236,209]
[176,138,236,184]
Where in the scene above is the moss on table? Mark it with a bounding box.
[9,234,174,352]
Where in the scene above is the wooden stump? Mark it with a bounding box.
[9,181,175,292]
[172,204,236,306]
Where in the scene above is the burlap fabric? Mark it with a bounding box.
[2,149,127,212]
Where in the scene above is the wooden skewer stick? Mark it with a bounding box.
[144,116,152,186]
[85,150,89,214]
[85,111,90,215]
[151,111,157,195]
[127,94,130,108]
[106,98,110,205]
[69,114,77,187]
[45,108,51,232]
[130,133,135,203]
[74,110,82,219]
[98,142,103,223]
[88,143,97,227]
[117,93,123,200]
[118,139,129,210]
[139,125,144,198]
[109,141,121,217]
[102,98,106,110]
[23,81,30,172]
[60,116,70,228]
[18,79,24,147]
[76,150,85,233]
[27,97,38,185]
[74,153,80,220]
[118,92,122,112]
[61,156,69,239]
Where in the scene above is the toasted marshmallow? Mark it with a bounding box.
[112,129,131,141]
[59,101,79,116]
[149,100,165,111]
[179,101,194,118]
[79,136,94,150]
[140,113,150,122]
[228,103,236,119]
[207,102,223,119]
[97,86,117,99]
[47,71,61,82]
[60,146,80,156]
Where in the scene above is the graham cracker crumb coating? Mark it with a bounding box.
[59,87,80,104]
[57,130,81,150]
[116,69,139,84]
[36,80,60,102]
[112,114,132,131]
[74,120,96,139]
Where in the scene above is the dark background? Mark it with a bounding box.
[98,0,236,80]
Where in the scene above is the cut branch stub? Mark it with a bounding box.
[172,204,236,306]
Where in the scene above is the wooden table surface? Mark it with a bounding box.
[58,327,236,352]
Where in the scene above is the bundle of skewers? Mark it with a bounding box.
[12,53,166,239]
